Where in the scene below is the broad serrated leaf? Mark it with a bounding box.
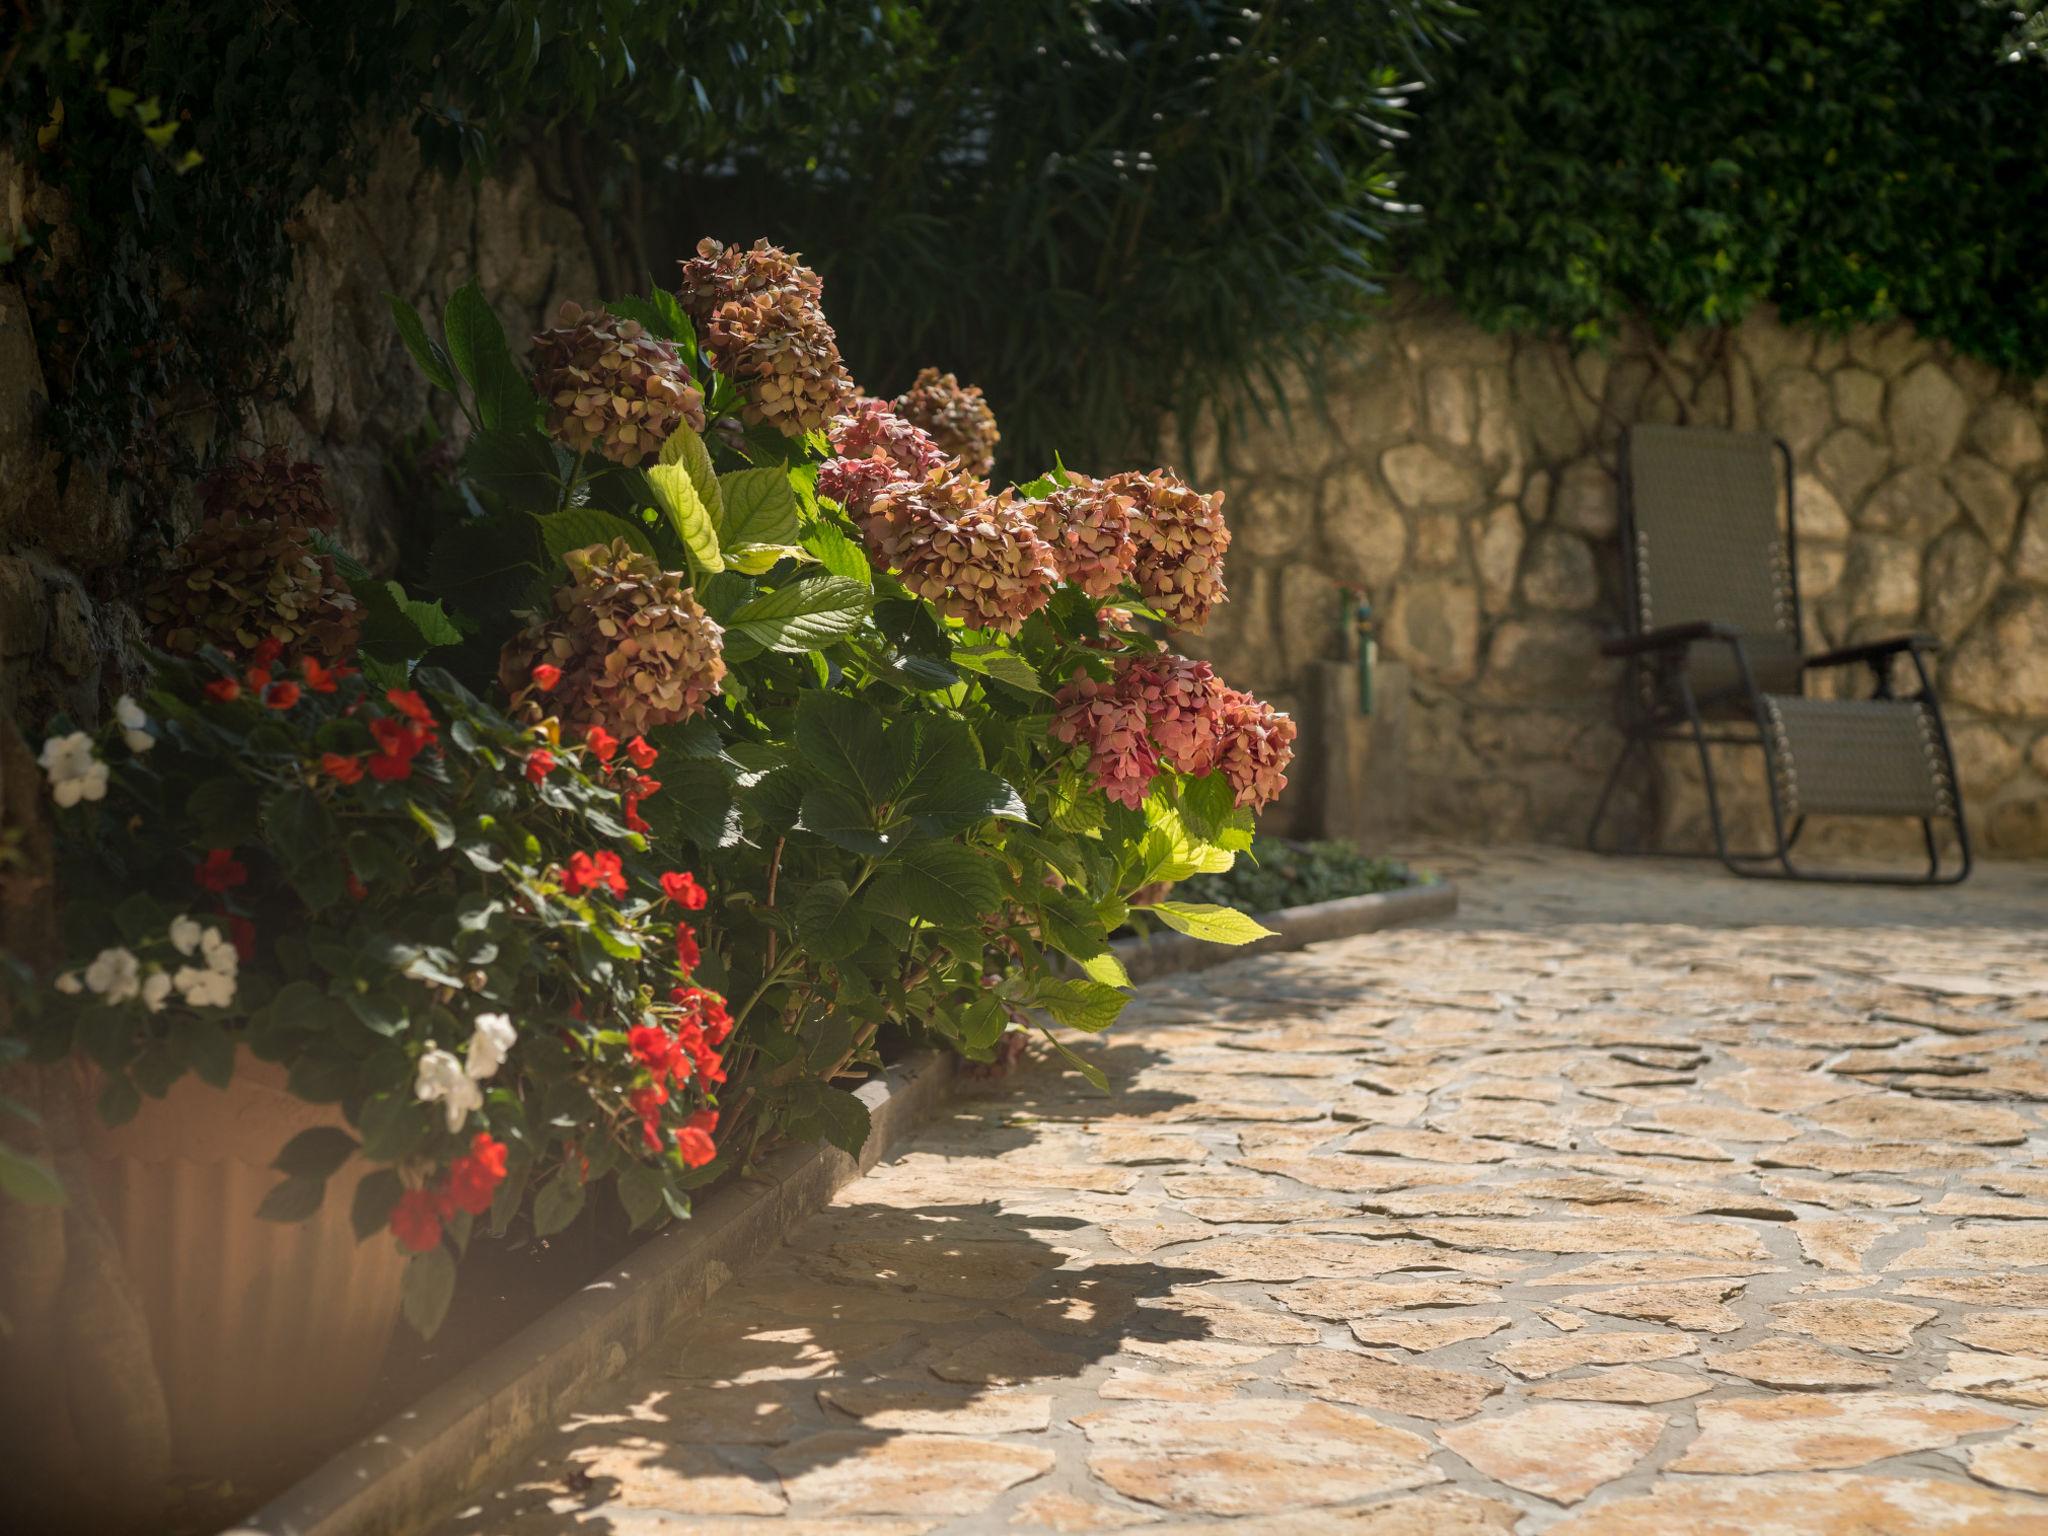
[791,877,870,961]
[1140,901,1276,946]
[351,1167,403,1240]
[794,692,893,803]
[647,461,724,573]
[1032,977,1130,1033]
[952,645,1046,694]
[717,466,801,549]
[726,542,812,575]
[872,843,1001,926]
[728,576,867,652]
[803,520,872,586]
[443,281,536,431]
[797,785,897,855]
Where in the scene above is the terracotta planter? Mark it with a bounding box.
[80,1055,406,1485]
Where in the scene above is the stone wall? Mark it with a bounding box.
[1176,291,2048,858]
[0,134,595,733]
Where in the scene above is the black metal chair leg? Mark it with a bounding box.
[1587,735,1648,853]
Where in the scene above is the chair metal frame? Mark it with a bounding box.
[1585,429,1971,885]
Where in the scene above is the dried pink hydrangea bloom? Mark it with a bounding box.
[817,399,949,517]
[677,238,855,437]
[530,302,704,466]
[1030,473,1137,598]
[1106,468,1230,629]
[1051,670,1160,810]
[1214,689,1295,810]
[863,472,1058,634]
[893,367,1000,476]
[498,540,726,736]
[1122,655,1229,775]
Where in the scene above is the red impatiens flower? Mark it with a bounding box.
[263,680,302,710]
[625,734,659,770]
[320,752,365,785]
[444,1132,510,1217]
[386,688,435,726]
[531,663,562,692]
[228,915,257,963]
[629,1023,680,1077]
[525,749,556,784]
[583,725,619,763]
[685,1107,718,1135]
[388,1188,443,1253]
[345,870,368,902]
[660,871,708,910]
[203,678,241,704]
[368,716,433,782]
[250,637,284,669]
[674,922,701,974]
[562,849,627,899]
[675,1124,717,1168]
[672,986,734,1045]
[300,656,348,693]
[194,847,248,893]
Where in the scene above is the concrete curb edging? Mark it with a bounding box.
[231,1048,956,1536]
[234,878,1456,1536]
[1112,879,1460,983]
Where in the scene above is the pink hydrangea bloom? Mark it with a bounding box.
[1051,670,1160,809]
[1120,656,1228,775]
[862,472,1058,634]
[818,400,951,518]
[1214,689,1296,810]
[1105,468,1230,629]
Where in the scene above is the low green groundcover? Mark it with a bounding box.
[1173,838,1418,917]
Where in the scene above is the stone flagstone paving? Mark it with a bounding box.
[441,843,2048,1534]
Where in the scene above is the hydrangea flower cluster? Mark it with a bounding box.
[1053,656,1294,811]
[1029,473,1137,598]
[498,540,727,738]
[677,238,855,437]
[815,398,949,517]
[530,301,705,466]
[1214,690,1297,809]
[1103,468,1231,629]
[861,471,1059,634]
[893,366,1001,476]
[143,455,364,661]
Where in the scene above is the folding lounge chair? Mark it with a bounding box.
[1586,424,1970,884]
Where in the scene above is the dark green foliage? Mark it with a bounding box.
[1,2,924,476]
[1173,836,1414,916]
[1397,0,2048,374]
[725,0,1461,472]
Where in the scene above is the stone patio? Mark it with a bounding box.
[440,843,2048,1533]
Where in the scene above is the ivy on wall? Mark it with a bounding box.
[1396,0,2048,376]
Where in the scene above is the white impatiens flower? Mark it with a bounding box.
[38,732,108,808]
[169,915,205,956]
[54,971,83,995]
[464,1012,517,1081]
[173,965,236,1008]
[114,695,154,754]
[416,1048,484,1133]
[198,926,238,977]
[83,946,142,1005]
[140,971,173,1013]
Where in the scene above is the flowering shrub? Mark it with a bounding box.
[13,242,1295,1338]
[21,647,729,1333]
[892,366,1001,476]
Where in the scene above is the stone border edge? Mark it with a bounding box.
[233,877,1456,1536]
[1111,879,1459,983]
[230,1047,957,1536]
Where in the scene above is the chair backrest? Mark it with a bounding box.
[1622,425,1805,697]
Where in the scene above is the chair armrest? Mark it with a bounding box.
[1804,633,1939,670]
[1600,621,1740,659]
